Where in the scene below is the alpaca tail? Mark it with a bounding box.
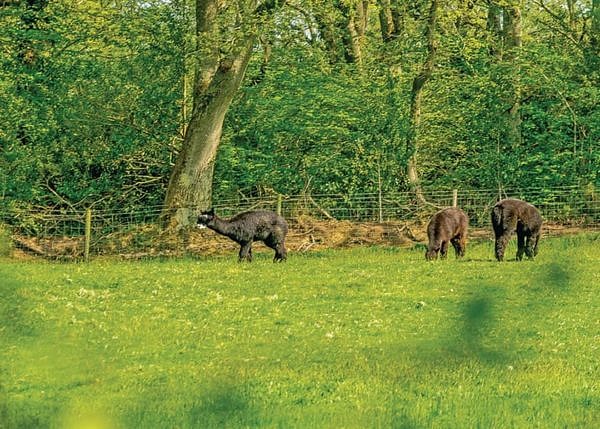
[491,204,504,235]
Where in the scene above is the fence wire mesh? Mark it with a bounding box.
[1,186,598,260]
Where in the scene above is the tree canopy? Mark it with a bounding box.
[1,0,598,221]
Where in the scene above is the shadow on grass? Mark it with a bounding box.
[452,294,508,362]
[120,373,258,429]
[398,257,575,370]
[0,388,62,429]
[460,258,496,262]
[0,274,38,338]
[390,412,419,429]
[186,379,257,427]
[415,292,511,366]
[539,262,572,292]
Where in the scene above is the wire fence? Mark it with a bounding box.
[1,185,598,260]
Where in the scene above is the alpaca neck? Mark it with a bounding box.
[208,216,234,237]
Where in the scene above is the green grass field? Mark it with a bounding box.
[1,235,599,428]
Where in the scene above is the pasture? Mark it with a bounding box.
[1,234,599,428]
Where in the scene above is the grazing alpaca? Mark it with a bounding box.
[491,198,542,261]
[425,207,468,260]
[197,209,288,262]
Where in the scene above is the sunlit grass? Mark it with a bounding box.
[1,234,599,428]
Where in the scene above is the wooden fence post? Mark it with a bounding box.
[276,194,283,216]
[84,208,92,262]
[452,189,458,207]
[377,159,383,223]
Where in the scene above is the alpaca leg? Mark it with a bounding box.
[525,233,539,259]
[532,233,540,257]
[238,242,252,262]
[458,235,467,257]
[440,241,449,259]
[495,232,511,261]
[275,241,287,262]
[425,248,438,260]
[451,238,460,258]
[516,228,525,261]
[451,237,465,258]
[497,210,517,261]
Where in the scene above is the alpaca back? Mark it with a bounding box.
[227,211,288,243]
[492,199,541,234]
[427,207,468,241]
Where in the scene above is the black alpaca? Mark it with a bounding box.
[491,198,542,261]
[197,209,288,262]
[425,207,469,260]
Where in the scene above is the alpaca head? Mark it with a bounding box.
[196,208,216,229]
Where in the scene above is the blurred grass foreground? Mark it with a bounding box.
[1,234,599,428]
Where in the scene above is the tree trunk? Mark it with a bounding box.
[339,1,369,64]
[378,0,404,41]
[162,0,287,230]
[406,0,438,205]
[162,40,254,230]
[504,4,522,149]
[314,9,342,64]
[390,0,404,38]
[566,0,576,29]
[161,0,257,229]
[487,2,522,152]
[378,0,395,42]
[591,0,600,55]
[486,1,503,59]
[315,2,369,65]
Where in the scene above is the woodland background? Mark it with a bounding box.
[0,0,598,227]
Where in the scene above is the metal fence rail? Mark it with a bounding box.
[213,185,599,226]
[1,186,598,259]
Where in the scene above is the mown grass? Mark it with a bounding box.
[1,235,599,428]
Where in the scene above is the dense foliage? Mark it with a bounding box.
[1,1,598,215]
[0,1,185,213]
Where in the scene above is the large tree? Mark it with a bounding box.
[161,0,286,229]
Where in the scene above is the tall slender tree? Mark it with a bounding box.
[591,0,600,56]
[313,0,370,65]
[340,0,369,64]
[504,2,522,149]
[405,0,439,204]
[486,0,522,194]
[378,0,404,41]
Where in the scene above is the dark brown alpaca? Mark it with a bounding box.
[197,209,288,262]
[491,198,542,261]
[425,207,468,260]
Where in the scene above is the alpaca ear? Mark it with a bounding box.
[209,207,215,215]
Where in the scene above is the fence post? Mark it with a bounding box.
[84,208,92,262]
[377,158,383,222]
[276,194,283,216]
[452,189,458,207]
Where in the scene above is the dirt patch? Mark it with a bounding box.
[287,216,422,251]
[13,235,84,260]
[184,217,424,257]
